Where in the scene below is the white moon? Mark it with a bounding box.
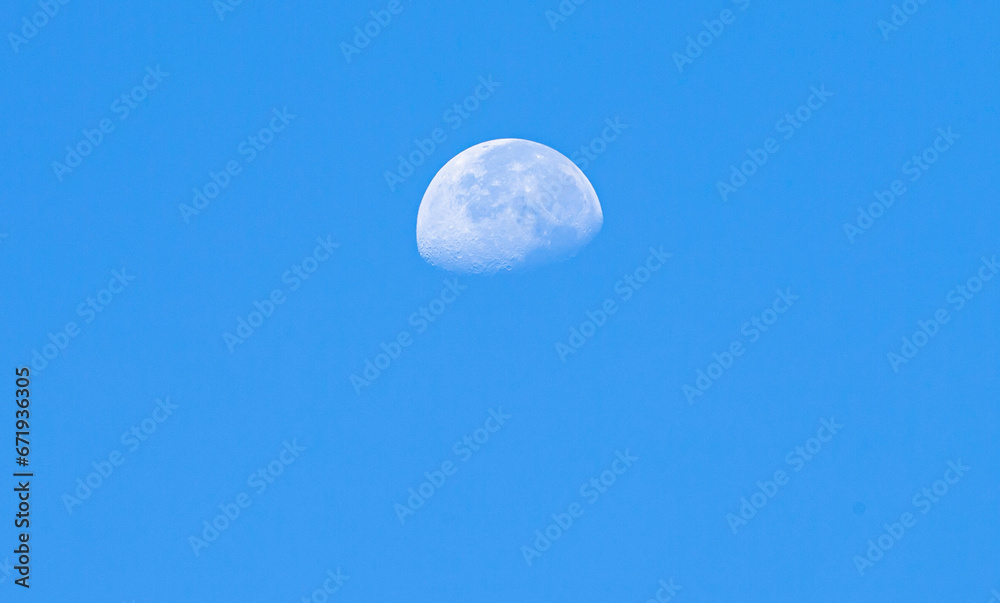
[416,139,603,274]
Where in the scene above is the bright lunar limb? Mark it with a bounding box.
[416,138,603,274]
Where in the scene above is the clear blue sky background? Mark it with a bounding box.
[1,0,998,600]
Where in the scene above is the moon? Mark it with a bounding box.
[416,139,603,274]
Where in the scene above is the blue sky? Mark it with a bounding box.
[1,0,998,601]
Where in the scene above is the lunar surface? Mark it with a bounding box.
[416,139,603,274]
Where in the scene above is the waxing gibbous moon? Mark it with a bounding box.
[416,139,603,274]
